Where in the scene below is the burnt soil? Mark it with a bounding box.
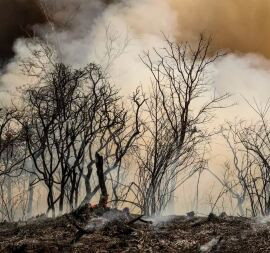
[0,206,270,253]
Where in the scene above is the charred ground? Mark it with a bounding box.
[0,205,269,253]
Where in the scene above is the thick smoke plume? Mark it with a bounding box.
[2,0,270,99]
[0,0,113,63]
[171,0,270,58]
[3,0,270,62]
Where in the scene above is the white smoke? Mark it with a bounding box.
[1,0,270,216]
[0,0,177,96]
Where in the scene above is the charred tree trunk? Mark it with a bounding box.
[27,175,34,218]
[95,152,108,208]
[6,176,12,218]
[59,191,64,215]
[26,153,40,219]
[47,183,55,218]
[68,171,76,211]
[81,164,93,206]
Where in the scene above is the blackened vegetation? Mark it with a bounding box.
[132,35,230,216]
[0,208,270,252]
[0,31,268,252]
[96,152,108,208]
[17,50,145,217]
[0,35,230,222]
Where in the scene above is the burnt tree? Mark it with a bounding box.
[95,152,108,208]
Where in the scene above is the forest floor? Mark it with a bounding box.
[0,205,270,253]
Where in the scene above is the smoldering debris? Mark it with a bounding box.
[200,236,222,252]
[0,206,269,252]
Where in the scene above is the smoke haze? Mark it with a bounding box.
[1,0,270,123]
[2,0,270,60]
[171,0,270,58]
[2,0,270,118]
[0,0,114,63]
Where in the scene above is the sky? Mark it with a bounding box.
[1,0,270,214]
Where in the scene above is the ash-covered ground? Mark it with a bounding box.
[0,205,270,253]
